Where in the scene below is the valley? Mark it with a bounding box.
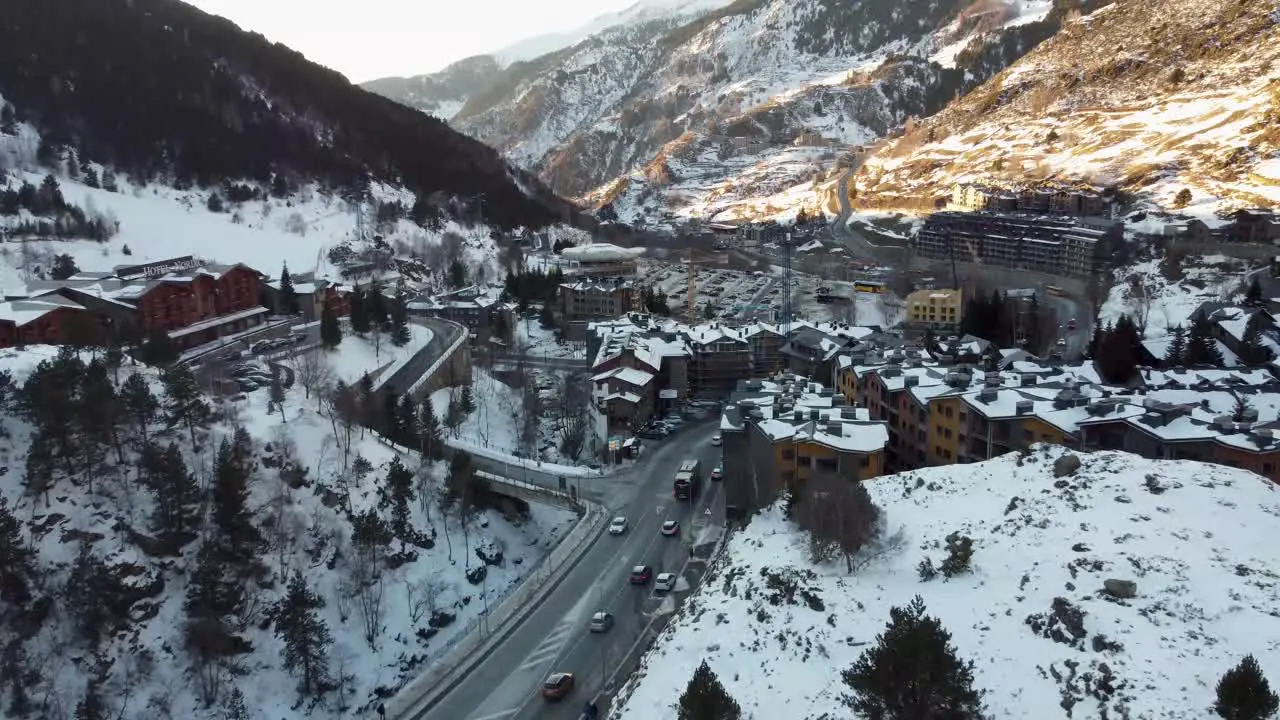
[0,0,1279,719]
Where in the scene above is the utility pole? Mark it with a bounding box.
[782,232,794,338]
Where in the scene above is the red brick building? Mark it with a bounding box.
[0,297,114,348]
[119,263,267,349]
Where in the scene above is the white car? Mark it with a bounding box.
[654,572,677,593]
[608,516,628,535]
[711,433,722,446]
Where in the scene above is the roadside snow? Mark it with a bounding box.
[610,446,1280,720]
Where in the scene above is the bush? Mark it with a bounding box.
[917,557,938,581]
[940,533,974,578]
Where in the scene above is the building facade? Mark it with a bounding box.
[905,288,963,328]
[559,280,638,321]
[914,212,1122,278]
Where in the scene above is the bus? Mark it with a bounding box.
[853,280,886,294]
[1045,285,1065,297]
[673,459,702,500]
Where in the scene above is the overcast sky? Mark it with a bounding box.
[187,0,633,83]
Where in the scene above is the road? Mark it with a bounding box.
[829,170,882,263]
[413,425,725,720]
[1046,294,1091,361]
[376,317,465,398]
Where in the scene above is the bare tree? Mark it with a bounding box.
[290,350,334,406]
[405,577,445,624]
[356,574,385,648]
[1128,276,1152,339]
[349,509,389,648]
[793,472,880,573]
[517,382,540,459]
[557,373,591,461]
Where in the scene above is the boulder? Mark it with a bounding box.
[1053,453,1082,478]
[1103,578,1137,598]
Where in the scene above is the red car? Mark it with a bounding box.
[629,565,652,584]
[542,672,575,700]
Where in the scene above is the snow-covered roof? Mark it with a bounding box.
[559,243,644,263]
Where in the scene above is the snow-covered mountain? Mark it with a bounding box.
[611,445,1280,718]
[492,0,739,66]
[853,0,1280,220]
[368,0,1086,224]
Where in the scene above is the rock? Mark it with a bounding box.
[1103,578,1137,598]
[1053,454,1082,478]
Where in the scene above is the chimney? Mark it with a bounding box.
[984,371,1001,388]
[1214,415,1236,434]
[1242,407,1260,424]
[826,421,843,436]
[1015,399,1033,415]
[904,375,920,387]
[1020,374,1037,386]
[978,388,998,403]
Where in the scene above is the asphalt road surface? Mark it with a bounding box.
[414,425,725,720]
[377,317,464,399]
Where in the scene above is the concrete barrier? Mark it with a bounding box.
[386,497,608,720]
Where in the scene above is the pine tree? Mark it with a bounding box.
[163,365,212,451]
[1164,324,1187,367]
[677,660,742,720]
[101,167,118,192]
[367,286,388,329]
[212,429,261,563]
[419,396,442,457]
[271,571,332,696]
[539,302,555,329]
[349,283,370,335]
[384,455,415,534]
[0,496,36,605]
[383,391,400,439]
[1233,394,1255,423]
[145,442,201,550]
[1215,655,1279,720]
[1087,317,1104,359]
[222,686,250,720]
[1238,313,1271,366]
[141,327,180,367]
[1187,309,1225,366]
[842,595,985,720]
[396,394,418,446]
[278,262,298,315]
[461,384,476,415]
[185,539,244,621]
[319,301,343,348]
[1246,276,1265,307]
[391,292,411,346]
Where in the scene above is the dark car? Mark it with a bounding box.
[629,565,652,584]
[542,672,574,700]
[577,701,599,720]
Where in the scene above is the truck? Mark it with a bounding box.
[673,459,701,500]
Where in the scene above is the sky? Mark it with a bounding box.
[186,0,637,83]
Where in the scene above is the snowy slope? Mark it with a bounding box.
[610,445,1280,719]
[492,0,738,66]
[0,340,577,719]
[855,0,1280,218]
[0,109,569,291]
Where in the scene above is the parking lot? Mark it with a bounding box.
[635,260,892,325]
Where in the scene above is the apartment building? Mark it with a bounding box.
[950,183,1110,217]
[914,211,1122,278]
[905,288,962,328]
[719,375,889,516]
[559,280,638,321]
[839,356,1280,484]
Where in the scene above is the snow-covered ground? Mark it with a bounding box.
[610,446,1280,719]
[0,341,577,719]
[1101,254,1253,335]
[430,367,601,476]
[328,323,435,387]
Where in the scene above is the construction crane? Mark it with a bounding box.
[685,247,725,323]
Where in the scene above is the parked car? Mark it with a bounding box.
[629,565,652,584]
[608,516,628,535]
[542,672,575,700]
[588,612,614,633]
[654,572,677,593]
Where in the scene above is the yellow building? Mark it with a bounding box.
[906,288,963,328]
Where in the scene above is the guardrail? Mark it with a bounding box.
[405,320,468,396]
[386,496,608,720]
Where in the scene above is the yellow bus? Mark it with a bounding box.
[854,280,886,294]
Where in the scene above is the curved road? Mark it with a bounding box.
[411,425,726,720]
[376,317,466,398]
